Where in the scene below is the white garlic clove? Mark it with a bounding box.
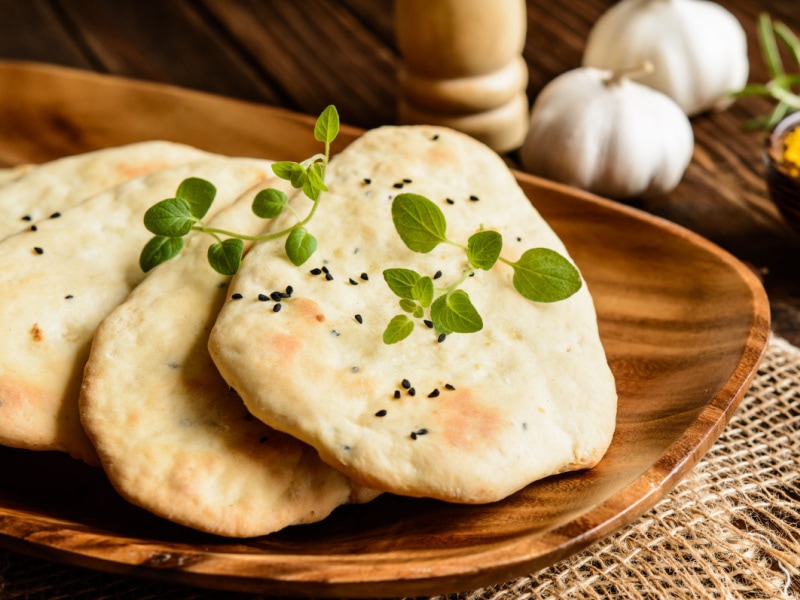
[519,67,694,199]
[582,0,749,117]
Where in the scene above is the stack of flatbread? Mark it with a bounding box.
[0,126,616,538]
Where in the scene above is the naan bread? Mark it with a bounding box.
[0,157,274,464]
[0,163,34,186]
[209,125,617,504]
[80,182,378,537]
[0,141,213,240]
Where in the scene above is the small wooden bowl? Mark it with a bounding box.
[764,110,800,234]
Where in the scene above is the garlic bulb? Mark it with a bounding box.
[519,66,694,199]
[582,0,748,116]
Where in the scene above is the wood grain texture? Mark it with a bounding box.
[0,63,769,596]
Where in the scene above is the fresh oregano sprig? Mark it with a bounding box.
[139,105,340,275]
[382,193,582,344]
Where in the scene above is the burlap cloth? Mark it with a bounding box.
[1,335,798,600]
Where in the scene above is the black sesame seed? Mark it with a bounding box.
[469,195,480,202]
[360,272,369,281]
[21,215,32,222]
[403,178,412,183]
[33,247,43,255]
[423,319,434,329]
[410,432,417,440]
[30,225,38,231]
[331,329,341,337]
[445,383,456,390]
[437,333,446,343]
[285,285,293,296]
[325,273,334,281]
[321,266,329,274]
[232,293,243,300]
[408,387,416,396]
[355,314,363,324]
[394,390,401,399]
[393,182,404,189]
[363,178,372,184]
[375,409,387,417]
[279,291,290,298]
[432,134,440,140]
[433,270,442,279]
[273,303,282,312]
[258,293,269,302]
[401,379,411,389]
[310,268,322,275]
[445,198,455,205]
[50,212,61,219]
[349,278,358,285]
[428,389,440,398]
[351,366,360,373]
[416,428,429,436]
[270,291,282,302]
[64,295,73,300]
[517,237,522,242]
[259,436,269,444]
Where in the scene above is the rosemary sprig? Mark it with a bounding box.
[733,13,800,131]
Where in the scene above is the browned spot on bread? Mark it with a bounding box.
[0,376,53,447]
[30,323,43,342]
[426,144,458,168]
[292,297,326,325]
[268,332,302,363]
[114,160,172,179]
[433,389,503,451]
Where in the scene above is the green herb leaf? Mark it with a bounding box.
[139,235,184,272]
[399,298,417,313]
[391,193,448,253]
[413,305,425,319]
[511,248,582,302]
[314,105,340,144]
[272,161,297,180]
[176,177,216,219]
[383,314,414,344]
[284,227,317,266]
[303,162,327,201]
[207,238,244,275]
[143,198,195,236]
[383,268,421,299]
[430,290,483,334]
[411,276,434,307]
[289,164,308,189]
[252,188,288,219]
[467,230,502,270]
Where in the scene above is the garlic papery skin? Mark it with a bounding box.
[519,67,694,199]
[582,0,748,116]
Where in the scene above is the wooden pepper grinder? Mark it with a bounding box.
[394,0,529,153]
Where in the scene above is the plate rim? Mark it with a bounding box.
[0,61,771,598]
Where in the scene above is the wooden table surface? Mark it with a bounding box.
[0,0,798,341]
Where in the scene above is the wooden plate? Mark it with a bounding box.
[0,61,770,597]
